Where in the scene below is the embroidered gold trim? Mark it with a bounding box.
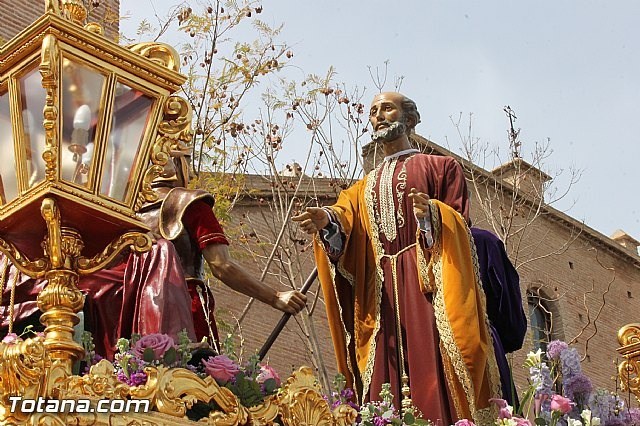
[360,171,384,402]
[465,219,502,409]
[430,202,478,419]
[314,233,356,390]
[429,203,501,425]
[377,158,398,242]
[439,341,464,417]
[395,160,407,231]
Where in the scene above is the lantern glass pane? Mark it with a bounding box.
[0,91,18,205]
[100,82,153,202]
[19,68,47,188]
[60,60,106,188]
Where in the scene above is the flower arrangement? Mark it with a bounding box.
[79,330,282,419]
[320,340,638,426]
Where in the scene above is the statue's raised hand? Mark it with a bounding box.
[292,207,329,234]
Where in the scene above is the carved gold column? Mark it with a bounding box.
[617,323,640,402]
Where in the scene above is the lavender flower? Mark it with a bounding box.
[547,340,569,361]
[560,348,582,379]
[530,362,553,397]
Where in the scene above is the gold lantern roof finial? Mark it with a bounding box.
[44,0,88,25]
[62,0,88,25]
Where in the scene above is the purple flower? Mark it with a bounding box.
[455,420,476,426]
[202,355,240,384]
[628,407,640,423]
[341,387,355,401]
[547,340,569,360]
[564,372,593,401]
[560,347,582,378]
[132,333,175,360]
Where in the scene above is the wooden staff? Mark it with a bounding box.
[258,267,318,361]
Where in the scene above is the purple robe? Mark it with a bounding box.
[471,227,527,406]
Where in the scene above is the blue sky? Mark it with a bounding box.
[121,1,640,243]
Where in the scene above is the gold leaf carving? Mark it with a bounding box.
[278,367,335,426]
[247,395,279,426]
[56,360,131,400]
[0,337,49,400]
[139,96,193,207]
[618,323,640,347]
[76,232,152,275]
[127,42,181,73]
[0,236,49,278]
[39,34,60,182]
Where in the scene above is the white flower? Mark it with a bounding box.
[568,419,583,426]
[496,419,518,426]
[580,409,601,426]
[524,349,543,368]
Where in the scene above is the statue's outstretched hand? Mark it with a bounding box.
[273,290,307,314]
[292,207,329,234]
[408,188,430,219]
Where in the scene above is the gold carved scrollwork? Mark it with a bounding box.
[617,323,640,401]
[618,323,640,347]
[277,367,337,426]
[0,337,49,402]
[57,360,131,400]
[127,42,181,73]
[37,270,84,314]
[0,337,48,398]
[41,198,63,268]
[0,237,49,278]
[247,395,280,426]
[76,232,152,275]
[332,404,359,426]
[147,366,249,425]
[40,34,60,183]
[61,0,88,25]
[138,96,193,209]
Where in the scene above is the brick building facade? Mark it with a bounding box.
[0,0,120,43]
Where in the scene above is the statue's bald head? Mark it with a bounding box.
[371,92,421,134]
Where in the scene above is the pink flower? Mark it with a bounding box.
[455,420,476,426]
[2,333,21,344]
[550,394,573,414]
[512,417,533,426]
[490,398,513,419]
[132,333,175,360]
[256,364,281,387]
[202,355,240,383]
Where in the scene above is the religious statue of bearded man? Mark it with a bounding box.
[293,92,500,425]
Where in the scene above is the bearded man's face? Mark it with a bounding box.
[371,118,407,143]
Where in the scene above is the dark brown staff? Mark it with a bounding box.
[258,267,318,360]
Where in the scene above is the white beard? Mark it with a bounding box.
[372,120,407,143]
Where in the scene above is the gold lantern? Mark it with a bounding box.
[0,3,361,425]
[0,0,191,398]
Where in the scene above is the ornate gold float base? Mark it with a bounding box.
[1,363,357,426]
